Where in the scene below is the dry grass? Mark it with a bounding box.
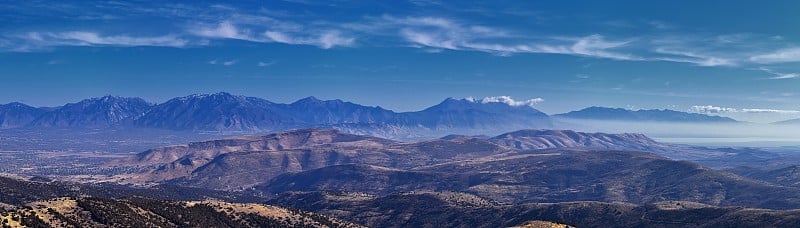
[512,220,575,228]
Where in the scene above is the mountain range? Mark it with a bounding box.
[0,102,46,129]
[28,96,152,128]
[0,93,740,137]
[554,106,738,123]
[269,191,800,227]
[774,118,800,125]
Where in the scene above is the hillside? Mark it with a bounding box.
[257,149,800,209]
[28,96,151,128]
[0,175,355,227]
[1,197,361,228]
[112,128,703,190]
[269,191,800,228]
[104,128,800,210]
[0,102,46,129]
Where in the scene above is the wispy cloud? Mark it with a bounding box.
[208,59,237,66]
[750,47,800,64]
[536,35,639,60]
[191,20,354,49]
[192,21,252,40]
[652,48,735,66]
[4,1,800,77]
[257,61,276,67]
[8,31,188,51]
[223,60,237,66]
[264,30,354,49]
[757,67,799,79]
[383,16,639,59]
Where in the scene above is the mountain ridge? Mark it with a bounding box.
[108,128,764,206]
[555,106,738,123]
[27,96,152,128]
[774,118,800,125]
[0,102,46,129]
[2,93,559,135]
[1,94,744,140]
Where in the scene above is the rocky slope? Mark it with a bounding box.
[257,149,800,209]
[28,96,151,128]
[133,92,296,131]
[1,197,361,228]
[730,165,800,188]
[287,96,398,125]
[106,128,800,210]
[0,175,356,227]
[394,97,552,129]
[0,102,46,129]
[269,191,800,228]
[113,128,690,190]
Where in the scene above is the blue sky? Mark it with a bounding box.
[2,0,800,122]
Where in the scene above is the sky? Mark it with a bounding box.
[2,0,800,123]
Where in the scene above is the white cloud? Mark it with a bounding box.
[535,35,640,60]
[265,30,354,49]
[750,47,800,63]
[192,21,254,40]
[467,95,544,107]
[758,67,799,80]
[395,16,638,60]
[400,29,458,50]
[380,16,638,59]
[15,31,188,50]
[653,48,735,67]
[181,13,800,69]
[6,3,800,78]
[257,61,276,67]
[208,59,237,66]
[191,20,354,49]
[690,105,738,114]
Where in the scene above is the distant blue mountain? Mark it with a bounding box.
[287,96,397,125]
[28,96,152,128]
[133,94,552,131]
[133,92,296,131]
[554,106,738,123]
[773,118,800,125]
[0,102,46,129]
[5,93,554,133]
[395,98,552,129]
